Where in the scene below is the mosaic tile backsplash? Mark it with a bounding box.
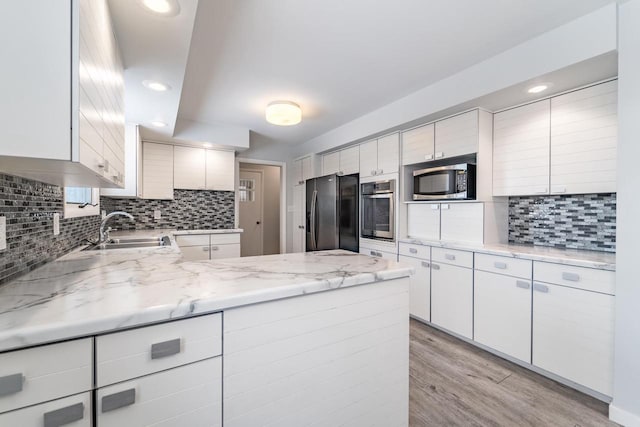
[509,193,616,252]
[100,189,235,231]
[0,173,101,285]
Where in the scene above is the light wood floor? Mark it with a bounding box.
[409,319,617,427]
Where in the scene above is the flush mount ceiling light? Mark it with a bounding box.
[202,143,213,148]
[143,80,171,92]
[140,0,180,16]
[150,120,167,127]
[265,101,302,126]
[527,84,550,94]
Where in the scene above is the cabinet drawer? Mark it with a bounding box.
[97,357,222,427]
[210,233,241,245]
[96,313,222,387]
[432,247,473,268]
[533,262,615,295]
[360,247,397,260]
[0,338,92,414]
[398,243,430,260]
[0,392,91,427]
[210,243,240,259]
[474,253,532,279]
[175,234,209,247]
[180,245,210,262]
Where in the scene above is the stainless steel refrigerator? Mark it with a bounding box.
[306,174,359,252]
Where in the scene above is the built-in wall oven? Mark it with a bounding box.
[361,180,395,241]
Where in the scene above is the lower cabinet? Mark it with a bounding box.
[399,255,431,322]
[474,270,532,363]
[176,233,241,261]
[431,261,473,339]
[0,392,91,427]
[97,357,222,427]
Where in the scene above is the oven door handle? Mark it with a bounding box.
[366,194,393,199]
[310,189,318,250]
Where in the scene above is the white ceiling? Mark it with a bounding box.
[111,0,616,149]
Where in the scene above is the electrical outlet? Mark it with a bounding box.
[0,216,6,251]
[154,210,162,220]
[53,213,60,236]
[101,210,106,219]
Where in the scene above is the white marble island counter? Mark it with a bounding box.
[0,244,412,352]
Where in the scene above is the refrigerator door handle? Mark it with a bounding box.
[310,189,318,250]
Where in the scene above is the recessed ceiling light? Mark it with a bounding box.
[140,0,180,16]
[266,101,302,126]
[143,80,171,92]
[528,84,549,94]
[151,120,167,128]
[203,143,213,148]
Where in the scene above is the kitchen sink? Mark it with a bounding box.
[83,236,171,251]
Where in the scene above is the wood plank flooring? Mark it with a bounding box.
[409,319,617,427]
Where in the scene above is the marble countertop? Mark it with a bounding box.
[0,238,412,352]
[171,228,243,235]
[398,238,616,270]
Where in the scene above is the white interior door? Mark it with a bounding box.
[239,170,263,256]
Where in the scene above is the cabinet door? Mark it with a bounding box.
[339,146,360,175]
[359,139,378,178]
[434,110,478,159]
[97,357,222,427]
[322,152,340,176]
[292,159,303,185]
[550,81,617,194]
[142,142,174,199]
[377,133,399,175]
[493,100,551,196]
[402,124,435,165]
[301,155,314,181]
[180,245,211,261]
[206,150,235,191]
[173,146,206,190]
[440,203,483,244]
[407,203,440,240]
[532,282,614,396]
[291,184,305,253]
[0,392,91,427]
[474,271,532,363]
[399,255,431,322]
[210,244,240,259]
[431,263,473,339]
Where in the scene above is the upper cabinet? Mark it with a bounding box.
[292,155,315,185]
[434,110,479,160]
[402,124,435,165]
[493,81,618,196]
[206,150,235,191]
[174,146,206,190]
[142,142,174,200]
[359,133,399,178]
[0,0,125,188]
[321,145,359,176]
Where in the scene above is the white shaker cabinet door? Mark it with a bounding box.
[550,80,617,195]
[474,271,532,363]
[399,255,431,323]
[173,146,206,190]
[407,203,440,240]
[434,110,478,160]
[359,139,378,178]
[339,145,360,175]
[493,99,550,196]
[532,282,614,396]
[377,133,399,175]
[431,262,473,339]
[402,124,435,165]
[322,151,340,176]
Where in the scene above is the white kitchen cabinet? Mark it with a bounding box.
[0,0,125,188]
[402,124,435,165]
[291,184,305,253]
[360,247,397,260]
[174,146,206,190]
[0,392,91,427]
[440,203,484,243]
[179,245,212,261]
[339,145,360,175]
[399,255,431,322]
[176,233,241,261]
[206,150,235,191]
[96,357,222,427]
[434,110,478,160]
[407,203,440,240]
[321,151,340,176]
[101,124,142,197]
[210,241,241,259]
[550,80,618,194]
[359,133,399,177]
[474,270,532,363]
[493,99,551,196]
[141,142,174,200]
[431,261,473,339]
[292,155,315,185]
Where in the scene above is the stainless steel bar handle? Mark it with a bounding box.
[562,272,580,282]
[43,402,84,427]
[445,254,456,261]
[409,248,418,254]
[211,246,219,251]
[310,190,318,250]
[0,373,23,397]
[421,261,430,268]
[533,283,549,293]
[494,262,507,269]
[102,388,136,413]
[516,280,531,289]
[151,338,181,359]
[431,263,440,270]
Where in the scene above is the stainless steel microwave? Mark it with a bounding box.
[413,163,476,200]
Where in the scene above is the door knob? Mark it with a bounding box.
[256,221,261,225]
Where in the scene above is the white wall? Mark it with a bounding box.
[610,1,640,425]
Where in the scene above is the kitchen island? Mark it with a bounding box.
[0,235,413,426]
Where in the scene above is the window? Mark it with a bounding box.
[64,187,100,218]
[239,179,255,202]
[64,187,93,205]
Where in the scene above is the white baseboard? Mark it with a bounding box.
[610,404,640,427]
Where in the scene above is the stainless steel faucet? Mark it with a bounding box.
[99,211,135,243]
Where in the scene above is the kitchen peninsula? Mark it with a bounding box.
[0,236,412,426]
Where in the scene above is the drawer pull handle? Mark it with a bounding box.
[151,338,181,359]
[562,272,580,282]
[431,263,440,270]
[533,283,549,293]
[516,281,531,290]
[445,254,456,261]
[0,373,23,397]
[44,402,85,427]
[494,262,507,269]
[421,261,430,268]
[211,246,219,251]
[202,246,210,252]
[409,248,418,254]
[102,388,136,413]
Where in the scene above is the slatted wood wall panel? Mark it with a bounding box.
[550,80,618,194]
[223,279,410,427]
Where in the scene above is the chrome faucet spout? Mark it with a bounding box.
[99,211,135,243]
